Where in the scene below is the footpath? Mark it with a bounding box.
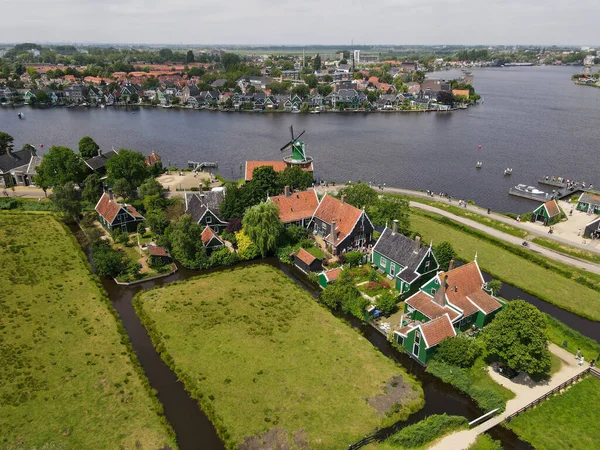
[427,344,590,450]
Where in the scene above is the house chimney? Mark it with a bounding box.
[341,195,346,204]
[284,185,291,197]
[98,148,102,157]
[433,275,448,306]
[448,259,455,271]
[414,235,421,253]
[392,219,398,234]
[331,221,338,243]
[108,188,114,200]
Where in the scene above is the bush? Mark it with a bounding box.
[386,414,468,448]
[221,231,237,246]
[209,247,240,267]
[486,279,502,296]
[91,243,127,277]
[136,222,146,235]
[276,245,295,264]
[364,280,389,292]
[299,238,315,249]
[434,241,456,271]
[344,251,364,267]
[285,224,308,244]
[111,228,130,245]
[0,198,19,209]
[377,292,398,315]
[436,335,482,368]
[235,230,260,261]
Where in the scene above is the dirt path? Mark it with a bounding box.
[427,344,589,450]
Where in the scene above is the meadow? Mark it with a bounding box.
[0,213,175,449]
[135,264,424,449]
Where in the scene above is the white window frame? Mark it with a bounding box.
[390,263,396,276]
[205,215,212,224]
[413,331,421,357]
[380,257,387,268]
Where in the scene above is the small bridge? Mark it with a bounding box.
[188,161,218,170]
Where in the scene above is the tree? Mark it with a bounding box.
[434,242,457,271]
[291,84,309,99]
[250,165,283,198]
[483,300,552,375]
[91,242,126,277]
[167,214,207,269]
[105,149,149,190]
[377,292,398,316]
[0,131,14,155]
[487,280,503,296]
[320,272,369,320]
[220,182,248,220]
[159,48,174,60]
[235,230,260,260]
[242,201,283,257]
[370,195,411,232]
[317,84,333,97]
[82,173,103,205]
[112,178,134,199]
[139,177,164,200]
[33,145,87,189]
[436,335,482,368]
[78,136,100,159]
[436,91,454,106]
[222,53,241,70]
[35,90,49,104]
[303,74,318,88]
[186,50,195,63]
[279,165,313,191]
[313,53,321,71]
[51,181,82,219]
[337,182,378,210]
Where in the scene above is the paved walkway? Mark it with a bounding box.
[314,185,600,274]
[427,344,589,450]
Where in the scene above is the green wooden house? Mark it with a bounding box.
[317,267,343,289]
[394,314,456,364]
[532,199,561,225]
[577,192,600,215]
[584,216,600,239]
[395,260,504,363]
[185,191,228,234]
[371,222,439,296]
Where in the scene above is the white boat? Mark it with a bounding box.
[514,184,545,195]
[504,168,513,175]
[291,108,300,114]
[310,108,321,114]
[476,161,482,168]
[162,105,173,109]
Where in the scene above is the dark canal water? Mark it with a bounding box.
[2,66,598,213]
[97,258,584,450]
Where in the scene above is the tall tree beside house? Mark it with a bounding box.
[242,201,283,257]
[166,214,208,269]
[82,173,103,206]
[291,84,309,99]
[483,300,552,376]
[433,242,457,271]
[369,195,411,232]
[219,182,248,220]
[105,149,150,191]
[0,131,14,155]
[78,136,100,159]
[279,165,313,191]
[249,166,283,200]
[33,145,87,190]
[139,177,164,200]
[112,178,135,199]
[186,50,195,63]
[50,181,82,219]
[313,53,321,71]
[337,182,378,210]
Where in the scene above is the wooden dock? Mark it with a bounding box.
[509,181,595,203]
[188,161,218,170]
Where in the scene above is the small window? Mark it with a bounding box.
[380,257,387,268]
[425,260,431,270]
[205,216,212,224]
[390,263,396,276]
[431,288,436,295]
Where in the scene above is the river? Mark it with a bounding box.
[2,66,598,213]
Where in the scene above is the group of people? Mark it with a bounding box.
[576,349,597,367]
[544,175,593,191]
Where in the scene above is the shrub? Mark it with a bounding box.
[235,230,260,261]
[299,238,315,249]
[434,241,456,271]
[276,245,295,264]
[386,414,468,448]
[285,224,309,244]
[364,280,389,292]
[486,279,502,296]
[91,243,127,277]
[377,292,398,315]
[209,247,240,267]
[436,335,482,368]
[0,198,19,209]
[111,229,130,245]
[136,223,146,235]
[344,251,364,267]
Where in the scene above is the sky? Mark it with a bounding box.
[1,0,598,46]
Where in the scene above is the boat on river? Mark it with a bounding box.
[514,184,545,195]
[504,168,513,175]
[476,161,483,168]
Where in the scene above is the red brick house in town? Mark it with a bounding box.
[269,187,319,227]
[95,193,144,232]
[309,194,374,255]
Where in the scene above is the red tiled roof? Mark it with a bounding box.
[95,193,121,223]
[439,262,501,317]
[467,290,503,315]
[201,226,217,245]
[405,291,460,322]
[322,267,343,282]
[313,195,363,245]
[420,315,456,348]
[244,160,313,181]
[148,245,168,257]
[145,152,161,166]
[270,189,319,223]
[295,247,317,265]
[543,199,560,217]
[126,204,143,218]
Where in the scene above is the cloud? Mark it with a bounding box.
[0,0,598,45]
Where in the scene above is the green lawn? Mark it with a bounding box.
[411,211,600,321]
[0,213,175,449]
[532,236,600,264]
[467,434,502,450]
[135,264,424,450]
[507,376,600,450]
[545,315,600,359]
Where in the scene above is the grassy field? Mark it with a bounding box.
[545,315,600,358]
[532,236,600,264]
[507,376,600,450]
[0,213,175,450]
[467,434,502,450]
[411,211,600,321]
[135,264,424,450]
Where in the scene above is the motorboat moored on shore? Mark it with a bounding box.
[514,184,545,195]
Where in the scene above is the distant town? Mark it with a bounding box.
[0,43,596,113]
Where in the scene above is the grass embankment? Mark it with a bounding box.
[0,213,175,449]
[507,376,600,450]
[532,236,600,264]
[364,414,468,450]
[426,357,515,413]
[135,265,424,450]
[545,315,600,358]
[467,434,502,450]
[408,196,528,238]
[411,211,600,321]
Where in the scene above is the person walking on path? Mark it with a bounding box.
[576,349,581,359]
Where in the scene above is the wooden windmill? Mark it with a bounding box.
[280,125,313,165]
